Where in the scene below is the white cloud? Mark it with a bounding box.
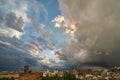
[28,49,39,56]
[0,0,29,23]
[52,15,65,28]
[0,27,23,39]
[0,40,12,46]
[52,15,77,37]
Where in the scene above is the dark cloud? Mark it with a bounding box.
[0,14,4,25]
[57,0,120,68]
[0,42,40,71]
[0,36,26,51]
[6,12,24,32]
[0,40,55,70]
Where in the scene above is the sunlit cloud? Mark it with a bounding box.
[0,28,23,39]
[52,15,77,37]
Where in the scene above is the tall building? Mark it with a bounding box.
[24,65,29,73]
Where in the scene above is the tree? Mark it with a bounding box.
[41,72,81,80]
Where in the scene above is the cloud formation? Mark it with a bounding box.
[0,0,54,70]
[0,42,41,71]
[52,15,76,37]
[0,0,27,38]
[0,0,48,38]
[53,0,120,68]
[6,12,24,32]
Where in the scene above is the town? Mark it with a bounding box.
[0,65,120,80]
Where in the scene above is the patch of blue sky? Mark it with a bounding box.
[21,23,38,43]
[39,0,61,21]
[38,0,68,42]
[21,0,69,49]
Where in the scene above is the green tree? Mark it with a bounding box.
[41,72,81,80]
[0,77,15,80]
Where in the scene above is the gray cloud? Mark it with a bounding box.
[0,42,39,71]
[0,36,53,70]
[0,14,4,25]
[56,0,120,68]
[0,0,48,36]
[6,12,24,32]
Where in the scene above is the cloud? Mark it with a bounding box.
[0,0,28,22]
[31,17,45,32]
[53,0,120,68]
[52,15,76,37]
[54,51,61,58]
[0,42,41,71]
[28,0,48,32]
[28,41,43,56]
[0,0,61,70]
[0,14,4,25]
[29,41,42,50]
[0,0,50,51]
[0,0,27,38]
[6,12,24,32]
[0,12,23,39]
[0,0,48,39]
[0,27,23,39]
[52,15,65,28]
[0,36,54,70]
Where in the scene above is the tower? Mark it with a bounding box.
[24,65,29,73]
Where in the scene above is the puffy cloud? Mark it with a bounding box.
[0,0,49,52]
[40,57,50,64]
[0,0,27,38]
[6,12,24,32]
[52,15,65,28]
[0,12,23,39]
[0,0,48,39]
[54,0,120,68]
[0,0,28,22]
[52,15,77,37]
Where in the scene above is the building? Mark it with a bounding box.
[19,73,42,80]
[0,73,19,80]
[24,65,29,73]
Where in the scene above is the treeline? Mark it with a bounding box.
[41,73,81,80]
[0,77,15,80]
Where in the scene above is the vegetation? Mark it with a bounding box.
[41,72,81,80]
[0,77,15,80]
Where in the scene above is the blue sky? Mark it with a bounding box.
[0,0,69,70]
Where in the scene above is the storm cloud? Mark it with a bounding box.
[53,0,120,68]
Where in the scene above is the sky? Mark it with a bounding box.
[0,0,120,71]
